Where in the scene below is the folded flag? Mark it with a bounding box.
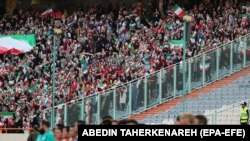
[173,4,185,18]
[41,8,53,18]
[0,34,36,55]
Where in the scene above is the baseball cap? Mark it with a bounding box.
[240,101,247,105]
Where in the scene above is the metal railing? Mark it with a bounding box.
[205,99,250,125]
[43,34,250,125]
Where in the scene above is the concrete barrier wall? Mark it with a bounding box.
[0,134,29,141]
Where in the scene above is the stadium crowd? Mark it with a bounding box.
[0,0,250,129]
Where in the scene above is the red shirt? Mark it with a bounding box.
[70,82,78,90]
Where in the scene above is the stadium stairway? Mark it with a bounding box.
[130,66,250,123]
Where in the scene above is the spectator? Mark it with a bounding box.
[194,115,208,125]
[62,126,70,141]
[27,125,39,141]
[54,127,63,141]
[68,126,77,141]
[112,120,119,125]
[73,121,84,141]
[101,119,113,125]
[178,113,196,125]
[36,120,55,141]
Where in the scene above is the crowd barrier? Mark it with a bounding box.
[43,34,250,125]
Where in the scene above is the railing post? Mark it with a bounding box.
[97,94,100,124]
[230,41,233,73]
[173,65,177,98]
[113,88,116,119]
[64,104,67,126]
[216,48,219,80]
[243,36,247,68]
[159,70,162,103]
[214,110,217,125]
[202,53,205,85]
[188,60,191,92]
[144,76,148,109]
[81,98,85,121]
[129,82,132,116]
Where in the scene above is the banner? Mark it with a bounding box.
[170,40,185,50]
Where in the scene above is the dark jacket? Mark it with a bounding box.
[27,130,39,141]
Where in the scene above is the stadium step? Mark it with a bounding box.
[130,67,250,121]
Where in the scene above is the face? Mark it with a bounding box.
[74,122,78,133]
[55,129,62,139]
[62,128,68,139]
[69,127,75,138]
[179,117,193,125]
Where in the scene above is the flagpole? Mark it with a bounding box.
[51,35,57,128]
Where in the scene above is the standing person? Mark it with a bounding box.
[194,115,208,125]
[36,120,55,141]
[54,126,63,141]
[240,102,249,125]
[62,126,70,141]
[68,126,77,141]
[27,125,39,141]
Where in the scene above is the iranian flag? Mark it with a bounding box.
[173,4,185,18]
[0,112,17,120]
[99,83,107,90]
[241,14,249,27]
[170,40,185,50]
[0,34,36,55]
[41,8,53,17]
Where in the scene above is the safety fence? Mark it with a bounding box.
[43,34,250,125]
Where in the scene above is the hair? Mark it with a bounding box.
[77,120,85,125]
[102,116,113,121]
[64,126,70,133]
[195,115,208,125]
[56,124,64,129]
[176,115,180,122]
[42,120,50,128]
[101,119,113,125]
[118,119,138,125]
[58,126,63,132]
[126,119,138,125]
[180,113,195,125]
